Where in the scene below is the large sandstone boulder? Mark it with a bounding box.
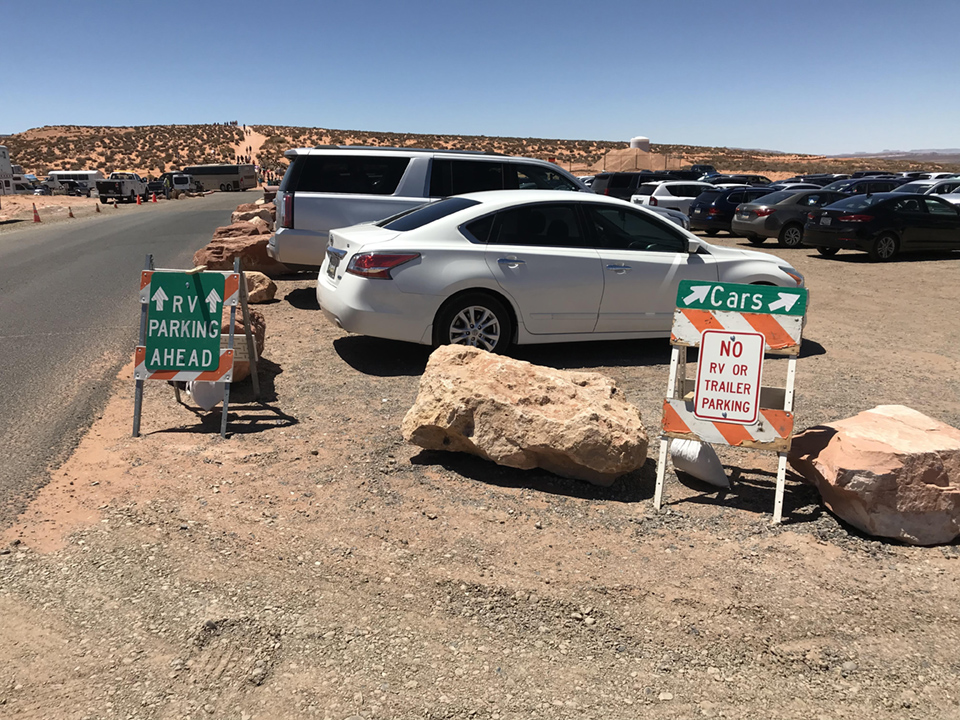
[789,405,960,545]
[244,271,277,303]
[221,307,266,382]
[212,222,266,240]
[194,221,289,277]
[231,207,274,228]
[402,346,648,486]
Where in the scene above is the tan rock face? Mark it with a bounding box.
[212,222,265,240]
[193,236,289,277]
[789,405,960,545]
[401,346,648,486]
[231,208,274,229]
[221,307,266,382]
[244,271,277,303]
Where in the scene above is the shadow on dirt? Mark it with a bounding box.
[334,336,432,377]
[807,250,960,263]
[285,287,320,310]
[410,450,657,503]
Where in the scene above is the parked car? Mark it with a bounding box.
[731,189,847,247]
[629,181,714,214]
[146,179,166,197]
[939,191,960,206]
[579,175,595,187]
[803,193,960,261]
[688,186,777,235]
[690,164,717,176]
[316,190,804,352]
[33,185,52,195]
[646,205,691,230]
[918,172,959,180]
[821,177,908,195]
[851,170,895,178]
[268,147,589,268]
[765,182,823,191]
[591,171,679,200]
[894,178,960,197]
[781,174,851,187]
[702,174,771,187]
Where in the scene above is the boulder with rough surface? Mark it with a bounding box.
[789,405,960,545]
[212,222,266,240]
[221,307,266,382]
[401,346,648,486]
[244,271,277,303]
[231,207,274,228]
[193,234,289,277]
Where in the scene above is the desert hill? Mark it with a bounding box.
[4,124,960,179]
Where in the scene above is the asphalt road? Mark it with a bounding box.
[0,192,252,529]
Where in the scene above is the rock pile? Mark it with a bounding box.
[789,405,960,545]
[193,200,288,277]
[402,345,648,486]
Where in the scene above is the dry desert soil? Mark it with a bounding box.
[2,208,960,720]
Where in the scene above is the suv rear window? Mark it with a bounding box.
[379,197,480,231]
[429,160,504,196]
[289,155,410,195]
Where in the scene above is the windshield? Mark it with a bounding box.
[824,195,881,211]
[822,180,853,191]
[748,190,797,205]
[378,197,480,231]
[893,181,930,193]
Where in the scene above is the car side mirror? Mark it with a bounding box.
[687,239,700,254]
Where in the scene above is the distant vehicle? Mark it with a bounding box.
[33,185,52,195]
[893,178,960,197]
[918,172,958,180]
[45,170,104,196]
[702,174,771,186]
[690,164,716,176]
[172,173,198,194]
[630,181,714,214]
[850,170,895,178]
[780,174,851,187]
[578,175,595,187]
[803,193,960,261]
[316,190,804,352]
[766,182,824,191]
[0,145,12,196]
[939,191,960,206]
[57,179,88,197]
[688,186,777,235]
[731,189,847,247]
[95,172,148,203]
[181,163,257,192]
[591,171,679,200]
[646,204,691,230]
[821,177,908,195]
[146,179,166,196]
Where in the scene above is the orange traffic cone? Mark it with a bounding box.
[68,207,75,218]
[151,193,157,203]
[33,203,41,223]
[113,200,118,209]
[96,203,101,213]
[137,194,142,205]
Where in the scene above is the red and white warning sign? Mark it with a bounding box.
[694,330,764,425]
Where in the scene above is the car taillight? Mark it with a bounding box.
[755,208,775,217]
[604,188,611,196]
[837,214,874,223]
[346,252,420,279]
[708,207,721,215]
[649,196,658,206]
[281,193,294,229]
[807,212,817,220]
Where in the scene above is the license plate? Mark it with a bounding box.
[821,216,832,226]
[693,208,703,215]
[326,252,341,278]
[737,212,750,219]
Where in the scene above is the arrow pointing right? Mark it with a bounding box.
[682,285,710,306]
[768,292,800,313]
[151,286,168,312]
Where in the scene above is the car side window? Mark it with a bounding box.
[584,205,687,253]
[745,190,768,202]
[924,197,959,216]
[430,160,504,196]
[296,156,410,195]
[489,204,586,248]
[727,192,745,204]
[511,163,580,191]
[463,213,496,244]
[804,194,823,206]
[891,198,925,214]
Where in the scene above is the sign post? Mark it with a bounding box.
[132,255,260,438]
[654,280,808,523]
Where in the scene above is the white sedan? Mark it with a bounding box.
[317,190,804,353]
[630,181,715,215]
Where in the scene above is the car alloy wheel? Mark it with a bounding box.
[869,232,899,262]
[778,224,804,248]
[437,293,513,353]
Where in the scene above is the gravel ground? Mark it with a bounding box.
[1,231,959,720]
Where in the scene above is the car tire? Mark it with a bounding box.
[705,229,719,236]
[869,232,899,262]
[778,223,804,248]
[100,197,109,204]
[816,246,839,257]
[434,293,513,354]
[746,234,766,245]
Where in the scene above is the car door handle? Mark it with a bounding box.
[497,257,525,268]
[606,264,632,274]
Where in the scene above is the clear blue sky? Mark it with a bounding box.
[3,0,959,155]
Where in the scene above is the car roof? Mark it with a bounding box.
[455,189,641,211]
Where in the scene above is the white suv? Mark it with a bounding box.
[630,181,714,215]
[267,147,589,267]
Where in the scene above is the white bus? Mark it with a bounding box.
[46,170,105,196]
[181,163,257,192]
[0,146,12,196]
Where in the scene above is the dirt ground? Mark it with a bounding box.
[2,224,960,720]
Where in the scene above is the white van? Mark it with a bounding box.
[172,173,195,194]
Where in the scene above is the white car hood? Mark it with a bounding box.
[703,243,783,264]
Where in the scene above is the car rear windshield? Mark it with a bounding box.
[378,197,480,231]
[608,174,635,189]
[287,154,410,195]
[750,190,796,205]
[694,190,723,202]
[893,182,930,193]
[634,185,656,196]
[824,195,881,211]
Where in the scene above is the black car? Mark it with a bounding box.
[803,193,960,261]
[782,173,851,187]
[690,164,716,176]
[820,177,908,195]
[702,173,772,187]
[851,170,896,178]
[591,171,680,200]
[689,186,777,235]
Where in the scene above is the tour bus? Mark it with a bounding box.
[45,170,105,196]
[0,146,12,196]
[181,163,257,192]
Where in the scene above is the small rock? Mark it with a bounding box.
[535,520,543,530]
[658,691,673,701]
[841,661,859,674]
[584,617,596,626]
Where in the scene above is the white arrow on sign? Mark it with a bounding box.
[768,292,800,313]
[151,286,169,312]
[682,285,710,306]
[205,288,222,313]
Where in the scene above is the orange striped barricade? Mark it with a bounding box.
[654,280,808,523]
[132,256,260,438]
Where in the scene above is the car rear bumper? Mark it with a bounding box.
[802,226,870,250]
[731,216,779,237]
[690,216,732,231]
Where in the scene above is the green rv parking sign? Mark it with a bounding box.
[143,271,225,372]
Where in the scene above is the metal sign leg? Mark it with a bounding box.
[654,437,671,510]
[132,254,154,437]
[773,452,788,524]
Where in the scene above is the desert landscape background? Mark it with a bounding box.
[5,124,960,180]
